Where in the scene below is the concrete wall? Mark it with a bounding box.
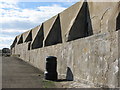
[11,1,120,88]
[13,31,119,87]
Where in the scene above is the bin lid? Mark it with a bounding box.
[46,56,57,62]
[46,56,57,59]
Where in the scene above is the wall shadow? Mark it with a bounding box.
[31,24,44,49]
[25,30,32,42]
[56,67,74,82]
[66,67,74,81]
[17,35,23,44]
[116,12,120,31]
[67,2,93,42]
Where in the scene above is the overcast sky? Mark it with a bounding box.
[0,0,80,49]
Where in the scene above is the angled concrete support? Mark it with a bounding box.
[60,1,84,42]
[31,24,44,49]
[17,34,23,44]
[43,15,58,39]
[67,2,93,42]
[31,25,41,41]
[44,15,62,46]
[25,30,32,42]
[22,31,30,42]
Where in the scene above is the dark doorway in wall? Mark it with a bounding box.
[66,67,74,81]
[25,30,32,42]
[116,12,120,31]
[44,15,62,46]
[17,35,23,44]
[67,2,93,42]
[31,24,44,49]
[11,37,17,48]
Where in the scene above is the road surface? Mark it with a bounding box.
[2,56,56,88]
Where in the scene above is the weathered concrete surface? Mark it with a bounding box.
[11,1,120,88]
[2,56,57,88]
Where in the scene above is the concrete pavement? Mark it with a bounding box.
[2,56,56,88]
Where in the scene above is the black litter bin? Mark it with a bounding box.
[44,56,58,81]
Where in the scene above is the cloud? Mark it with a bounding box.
[0,0,19,4]
[1,2,66,30]
[1,29,28,33]
[0,2,66,49]
[1,4,66,30]
[0,0,79,2]
[0,36,14,49]
[0,44,11,49]
[37,4,66,12]
[0,37,14,41]
[0,28,29,49]
[1,2,19,9]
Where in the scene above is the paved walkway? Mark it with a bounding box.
[2,56,56,88]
